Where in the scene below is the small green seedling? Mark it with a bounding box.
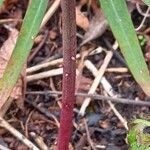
[128,119,150,150]
[138,35,147,47]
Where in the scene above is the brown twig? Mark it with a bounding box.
[26,90,150,107]
[83,118,96,150]
[26,46,103,74]
[30,132,48,150]
[135,6,150,31]
[79,51,113,116]
[40,0,61,29]
[28,31,49,62]
[25,110,34,138]
[25,99,60,128]
[0,117,39,150]
[84,60,128,129]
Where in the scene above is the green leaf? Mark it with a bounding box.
[128,119,150,150]
[143,0,150,6]
[0,0,3,7]
[0,0,48,108]
[99,0,150,96]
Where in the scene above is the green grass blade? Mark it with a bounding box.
[0,0,3,7]
[0,0,48,108]
[99,0,150,96]
[143,0,150,6]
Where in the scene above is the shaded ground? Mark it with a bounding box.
[0,0,150,149]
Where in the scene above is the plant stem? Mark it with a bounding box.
[57,0,76,149]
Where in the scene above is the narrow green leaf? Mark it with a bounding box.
[0,0,48,108]
[0,0,3,7]
[99,0,150,96]
[143,0,150,6]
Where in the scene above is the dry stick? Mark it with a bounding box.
[0,144,11,150]
[78,42,118,116]
[136,3,150,17]
[79,51,113,116]
[0,117,39,150]
[105,91,127,129]
[27,58,63,74]
[84,60,128,130]
[106,67,128,73]
[40,0,61,28]
[95,145,106,149]
[26,90,150,106]
[107,98,128,129]
[80,47,128,130]
[27,68,63,82]
[57,0,77,149]
[83,118,96,150]
[84,60,117,97]
[30,132,48,150]
[28,31,49,62]
[27,68,79,82]
[25,110,34,138]
[26,46,103,74]
[135,7,150,31]
[0,19,22,24]
[25,99,60,128]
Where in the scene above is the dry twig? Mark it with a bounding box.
[25,99,60,127]
[0,117,39,150]
[0,144,11,150]
[30,132,48,150]
[40,0,61,28]
[135,7,150,31]
[83,118,96,150]
[79,51,113,116]
[26,90,150,106]
[85,59,128,129]
[26,46,104,74]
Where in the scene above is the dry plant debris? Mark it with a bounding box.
[0,0,150,149]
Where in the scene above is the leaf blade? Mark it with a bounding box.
[0,0,48,108]
[99,0,150,96]
[143,0,150,6]
[0,0,3,7]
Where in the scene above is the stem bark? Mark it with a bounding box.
[57,0,76,149]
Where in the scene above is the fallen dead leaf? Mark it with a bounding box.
[81,0,136,46]
[76,6,89,31]
[81,3,108,45]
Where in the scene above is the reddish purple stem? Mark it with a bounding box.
[57,0,76,150]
